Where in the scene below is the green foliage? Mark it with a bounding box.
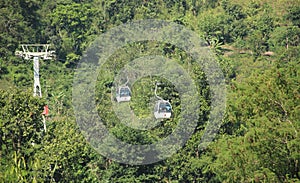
[0,58,9,78]
[269,26,300,51]
[221,0,246,20]
[196,8,229,44]
[0,0,40,57]
[0,0,299,182]
[48,2,96,63]
[0,89,45,182]
[287,5,300,27]
[212,54,300,182]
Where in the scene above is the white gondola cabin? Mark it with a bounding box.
[116,86,131,102]
[154,100,172,119]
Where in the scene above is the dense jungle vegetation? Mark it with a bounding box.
[0,0,299,182]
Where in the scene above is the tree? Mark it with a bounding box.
[269,26,300,51]
[0,0,40,57]
[0,89,45,182]
[211,54,300,182]
[48,2,96,65]
[287,6,300,27]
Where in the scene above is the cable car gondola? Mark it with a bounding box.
[154,99,172,119]
[153,83,172,119]
[116,77,131,103]
[116,86,131,102]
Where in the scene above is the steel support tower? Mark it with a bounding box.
[15,44,55,97]
[15,44,55,132]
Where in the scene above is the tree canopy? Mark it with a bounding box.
[0,0,299,182]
